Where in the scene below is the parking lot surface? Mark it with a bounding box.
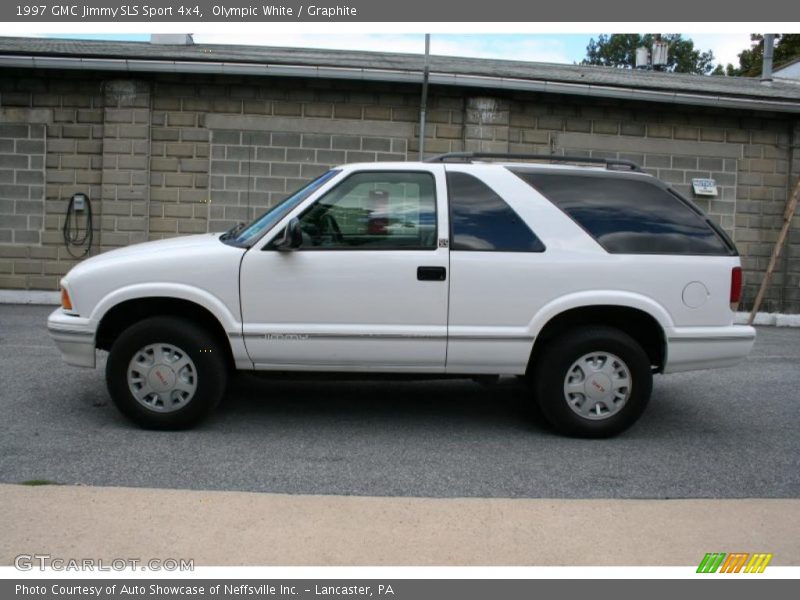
[1,304,798,499]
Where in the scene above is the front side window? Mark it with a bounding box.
[510,170,733,256]
[447,171,545,252]
[297,171,437,250]
[225,169,340,247]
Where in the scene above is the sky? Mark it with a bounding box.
[38,32,755,68]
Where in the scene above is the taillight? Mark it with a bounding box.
[730,267,742,311]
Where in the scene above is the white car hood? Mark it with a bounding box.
[72,233,226,268]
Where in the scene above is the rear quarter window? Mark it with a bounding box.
[447,171,545,252]
[510,170,734,256]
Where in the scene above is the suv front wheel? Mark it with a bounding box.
[533,326,652,438]
[106,316,228,430]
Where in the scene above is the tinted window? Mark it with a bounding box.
[298,171,436,249]
[511,170,731,255]
[447,171,545,252]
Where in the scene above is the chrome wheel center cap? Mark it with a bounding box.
[585,373,612,401]
[147,365,176,392]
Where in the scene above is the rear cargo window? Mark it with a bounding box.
[510,170,733,256]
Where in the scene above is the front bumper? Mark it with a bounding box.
[47,307,96,368]
[663,324,756,374]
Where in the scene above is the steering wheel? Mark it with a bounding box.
[319,213,344,244]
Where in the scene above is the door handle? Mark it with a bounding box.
[417,266,446,281]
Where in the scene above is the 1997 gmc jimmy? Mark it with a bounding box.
[48,153,756,437]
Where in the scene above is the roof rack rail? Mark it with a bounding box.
[424,152,642,172]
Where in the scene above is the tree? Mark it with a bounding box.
[717,34,800,77]
[582,34,715,75]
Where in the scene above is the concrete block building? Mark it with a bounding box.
[1,37,799,311]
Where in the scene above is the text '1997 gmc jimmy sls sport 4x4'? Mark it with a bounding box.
[48,153,756,437]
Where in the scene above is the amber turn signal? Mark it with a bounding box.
[61,287,73,311]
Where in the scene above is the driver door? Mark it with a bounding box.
[238,167,450,372]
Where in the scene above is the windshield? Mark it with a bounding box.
[221,169,340,247]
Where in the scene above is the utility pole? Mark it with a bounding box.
[418,34,430,161]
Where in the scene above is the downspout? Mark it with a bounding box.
[145,79,153,242]
[97,79,106,254]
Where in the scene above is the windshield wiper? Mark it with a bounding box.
[220,222,246,241]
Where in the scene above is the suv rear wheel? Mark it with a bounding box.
[105,316,228,430]
[532,326,652,438]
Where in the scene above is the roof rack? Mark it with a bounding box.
[424,152,643,172]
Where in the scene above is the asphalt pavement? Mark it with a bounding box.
[1,304,798,499]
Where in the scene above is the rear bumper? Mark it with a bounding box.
[47,308,96,368]
[663,325,756,374]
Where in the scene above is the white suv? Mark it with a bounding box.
[48,153,756,437]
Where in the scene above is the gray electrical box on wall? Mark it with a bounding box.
[72,193,87,211]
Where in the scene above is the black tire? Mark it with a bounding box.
[105,316,228,430]
[532,326,652,438]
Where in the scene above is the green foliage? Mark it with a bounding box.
[776,34,800,65]
[582,34,715,74]
[716,34,800,77]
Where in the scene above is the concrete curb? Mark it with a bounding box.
[0,290,60,305]
[735,311,800,327]
[1,484,798,566]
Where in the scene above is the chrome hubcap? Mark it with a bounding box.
[127,343,197,413]
[563,352,632,420]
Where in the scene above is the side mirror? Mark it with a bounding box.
[275,217,303,251]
